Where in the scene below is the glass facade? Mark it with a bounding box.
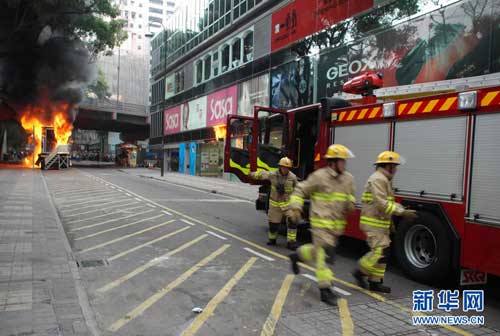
[150,0,268,76]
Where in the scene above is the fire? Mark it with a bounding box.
[213,125,227,140]
[19,102,73,168]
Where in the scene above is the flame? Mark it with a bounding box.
[18,102,73,168]
[213,125,227,140]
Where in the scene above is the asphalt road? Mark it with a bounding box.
[41,168,500,336]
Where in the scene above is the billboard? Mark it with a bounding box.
[271,57,314,109]
[271,0,373,52]
[317,0,500,97]
[238,74,270,117]
[163,106,181,135]
[181,96,207,131]
[207,85,238,127]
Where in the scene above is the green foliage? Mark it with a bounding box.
[86,68,111,100]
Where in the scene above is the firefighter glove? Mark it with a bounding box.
[401,209,417,220]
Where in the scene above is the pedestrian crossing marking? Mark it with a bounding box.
[68,204,144,225]
[107,244,231,332]
[206,231,227,240]
[65,201,138,218]
[70,209,154,232]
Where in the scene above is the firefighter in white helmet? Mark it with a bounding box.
[250,157,298,250]
[352,151,417,293]
[287,144,356,306]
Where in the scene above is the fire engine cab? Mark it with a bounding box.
[224,74,500,285]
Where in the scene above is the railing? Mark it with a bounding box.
[80,98,148,117]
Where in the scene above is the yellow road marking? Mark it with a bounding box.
[74,214,165,240]
[65,201,138,218]
[107,244,231,332]
[79,219,176,253]
[408,101,422,114]
[97,234,208,293]
[70,209,155,232]
[181,257,257,336]
[480,91,499,106]
[338,298,354,336]
[108,226,190,261]
[261,274,294,336]
[88,173,472,336]
[68,205,145,225]
[439,97,457,111]
[423,99,439,113]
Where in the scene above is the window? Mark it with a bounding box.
[138,34,142,39]
[167,1,175,6]
[139,24,142,28]
[130,23,134,28]
[195,60,203,84]
[139,3,142,7]
[149,0,163,4]
[175,70,184,93]
[243,31,253,62]
[221,44,230,73]
[139,14,142,18]
[232,38,241,68]
[149,7,163,14]
[149,16,162,24]
[131,11,136,18]
[212,51,219,77]
[204,55,211,81]
[138,45,142,50]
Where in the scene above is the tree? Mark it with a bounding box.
[86,68,111,100]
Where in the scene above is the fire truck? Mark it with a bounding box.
[224,73,500,285]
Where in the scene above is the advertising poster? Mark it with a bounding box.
[271,57,314,109]
[165,74,175,99]
[181,96,207,131]
[163,105,181,135]
[271,0,373,52]
[207,85,238,127]
[238,74,270,117]
[317,0,500,97]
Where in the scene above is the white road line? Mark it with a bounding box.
[162,210,172,216]
[70,209,155,232]
[301,274,352,296]
[58,195,127,209]
[206,231,227,240]
[64,201,137,218]
[60,198,130,214]
[111,186,116,189]
[126,193,131,197]
[67,204,143,224]
[180,219,195,226]
[134,197,142,202]
[147,204,156,208]
[243,247,274,261]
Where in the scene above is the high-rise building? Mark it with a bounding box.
[112,0,177,55]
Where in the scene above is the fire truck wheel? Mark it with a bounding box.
[394,211,452,285]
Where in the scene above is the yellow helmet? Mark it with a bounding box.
[374,151,405,165]
[324,144,355,159]
[278,157,293,168]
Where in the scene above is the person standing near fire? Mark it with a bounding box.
[250,157,298,250]
[287,144,356,306]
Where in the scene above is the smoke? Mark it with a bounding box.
[1,33,95,113]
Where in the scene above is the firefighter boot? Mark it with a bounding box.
[368,280,391,293]
[286,241,297,251]
[267,222,279,246]
[266,239,277,246]
[320,288,338,306]
[352,269,368,289]
[288,253,300,275]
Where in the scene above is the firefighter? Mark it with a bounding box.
[287,144,356,306]
[352,151,417,293]
[250,157,298,250]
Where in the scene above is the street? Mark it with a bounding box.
[2,167,499,336]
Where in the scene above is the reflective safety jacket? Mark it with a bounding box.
[250,170,298,210]
[360,170,405,231]
[289,167,356,230]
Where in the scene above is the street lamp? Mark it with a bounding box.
[146,22,167,177]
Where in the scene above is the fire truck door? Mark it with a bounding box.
[254,110,289,173]
[224,115,254,182]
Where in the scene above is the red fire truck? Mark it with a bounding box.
[224,77,500,285]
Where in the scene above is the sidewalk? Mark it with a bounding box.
[0,168,92,336]
[120,168,259,201]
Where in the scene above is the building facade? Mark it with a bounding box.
[149,0,500,178]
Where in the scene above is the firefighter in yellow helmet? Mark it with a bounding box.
[250,157,298,250]
[287,144,356,305]
[352,151,417,293]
